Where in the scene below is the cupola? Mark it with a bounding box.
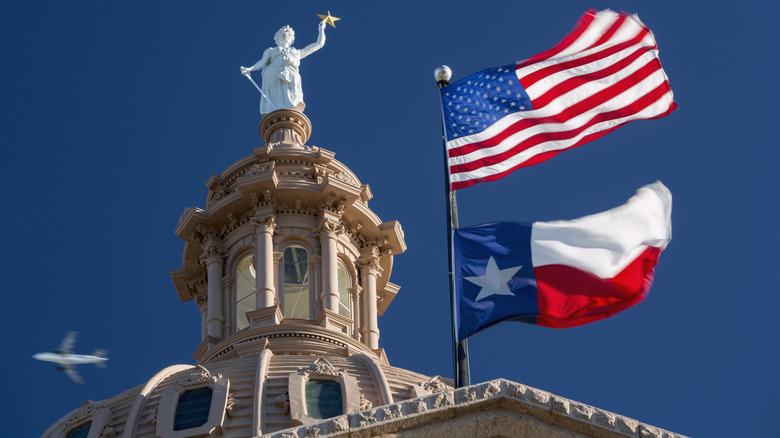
[169,109,406,359]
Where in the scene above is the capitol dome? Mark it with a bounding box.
[41,110,450,438]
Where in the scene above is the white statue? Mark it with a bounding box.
[241,21,326,116]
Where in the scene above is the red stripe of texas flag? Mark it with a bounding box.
[534,247,662,328]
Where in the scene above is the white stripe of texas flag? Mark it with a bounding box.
[531,181,672,277]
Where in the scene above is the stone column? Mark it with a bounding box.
[318,217,340,314]
[252,215,277,309]
[358,251,382,350]
[351,283,362,341]
[200,240,225,341]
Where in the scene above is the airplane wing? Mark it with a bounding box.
[57,332,78,355]
[63,365,84,384]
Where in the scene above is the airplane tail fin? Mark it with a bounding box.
[93,349,109,368]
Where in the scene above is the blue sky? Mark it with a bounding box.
[2,1,778,436]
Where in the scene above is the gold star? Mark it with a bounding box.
[316,11,341,28]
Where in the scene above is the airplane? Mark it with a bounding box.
[33,332,108,383]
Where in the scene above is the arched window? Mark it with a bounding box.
[65,422,91,438]
[305,380,343,419]
[235,254,256,331]
[173,387,213,431]
[283,245,310,319]
[337,262,351,319]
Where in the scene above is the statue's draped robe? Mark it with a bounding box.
[260,46,305,115]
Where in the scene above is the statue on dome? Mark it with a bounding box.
[240,20,327,116]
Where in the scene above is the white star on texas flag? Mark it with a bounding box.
[464,256,523,302]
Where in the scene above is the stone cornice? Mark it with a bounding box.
[262,379,687,438]
[196,322,377,365]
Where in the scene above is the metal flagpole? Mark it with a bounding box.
[435,65,470,388]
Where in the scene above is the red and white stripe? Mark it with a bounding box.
[531,181,672,328]
[448,10,677,190]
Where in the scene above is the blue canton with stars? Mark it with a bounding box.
[441,64,532,141]
[454,222,540,341]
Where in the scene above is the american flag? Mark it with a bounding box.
[441,10,677,190]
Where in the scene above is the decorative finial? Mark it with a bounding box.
[434,65,452,83]
[317,11,341,28]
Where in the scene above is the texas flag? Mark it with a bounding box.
[454,182,672,341]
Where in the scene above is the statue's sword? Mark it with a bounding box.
[243,73,267,99]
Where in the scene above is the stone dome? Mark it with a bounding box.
[42,110,450,438]
[41,325,446,437]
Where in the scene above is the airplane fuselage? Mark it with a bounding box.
[33,352,108,366]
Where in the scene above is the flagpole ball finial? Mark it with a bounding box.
[435,65,452,83]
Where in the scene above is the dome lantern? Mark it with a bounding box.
[170,109,406,358]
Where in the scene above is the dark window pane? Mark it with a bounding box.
[173,387,213,431]
[337,263,351,318]
[305,380,343,419]
[283,246,310,318]
[283,246,309,284]
[65,422,91,438]
[236,254,257,331]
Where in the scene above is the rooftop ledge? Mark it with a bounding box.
[260,378,686,438]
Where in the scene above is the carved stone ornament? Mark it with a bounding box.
[323,194,336,208]
[146,407,158,426]
[211,185,232,203]
[199,240,226,267]
[335,198,347,213]
[298,357,345,378]
[276,388,290,413]
[63,400,102,429]
[349,222,362,234]
[99,424,115,438]
[314,217,343,238]
[251,215,277,234]
[359,393,373,411]
[196,224,219,241]
[225,393,241,417]
[194,292,207,307]
[419,376,448,394]
[176,367,221,391]
[246,163,272,177]
[357,254,383,277]
[331,171,357,187]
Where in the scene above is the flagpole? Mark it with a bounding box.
[435,65,470,388]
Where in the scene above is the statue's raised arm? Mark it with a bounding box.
[300,21,326,59]
[240,21,328,116]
